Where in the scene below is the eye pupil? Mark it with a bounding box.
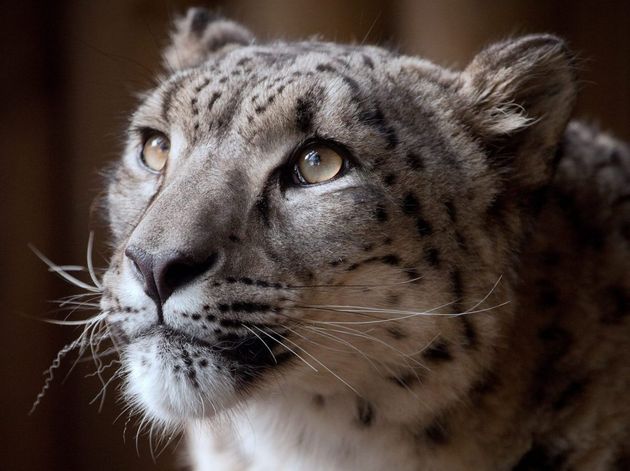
[304,150,322,167]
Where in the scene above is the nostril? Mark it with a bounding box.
[158,252,219,301]
[163,253,219,292]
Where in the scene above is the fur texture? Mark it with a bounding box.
[99,9,630,470]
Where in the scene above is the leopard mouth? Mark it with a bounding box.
[121,324,294,423]
[130,324,293,384]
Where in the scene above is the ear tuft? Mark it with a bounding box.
[460,35,578,187]
[163,8,254,70]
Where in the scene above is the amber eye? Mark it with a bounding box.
[140,133,170,172]
[294,145,345,185]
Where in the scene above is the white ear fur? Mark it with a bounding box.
[459,35,578,187]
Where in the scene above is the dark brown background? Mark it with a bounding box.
[2,1,628,470]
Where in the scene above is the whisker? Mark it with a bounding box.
[86,231,103,290]
[29,338,83,414]
[298,301,511,325]
[285,275,423,290]
[259,327,359,395]
[243,325,277,364]
[252,327,319,372]
[29,244,101,293]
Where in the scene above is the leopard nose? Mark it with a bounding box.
[125,246,219,306]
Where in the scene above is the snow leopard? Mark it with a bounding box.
[83,7,630,470]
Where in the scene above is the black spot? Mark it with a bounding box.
[537,283,559,308]
[206,314,215,321]
[220,318,241,328]
[389,371,421,388]
[190,8,212,36]
[312,394,325,408]
[538,325,572,357]
[601,286,628,324]
[531,325,573,405]
[424,419,449,445]
[552,188,606,249]
[459,317,477,348]
[451,270,464,309]
[359,106,398,149]
[240,277,253,285]
[236,57,252,67]
[552,379,586,411]
[445,200,457,222]
[469,370,500,404]
[401,192,420,215]
[362,54,374,69]
[217,304,229,313]
[357,398,374,427]
[422,339,453,362]
[316,63,336,73]
[424,247,440,267]
[226,277,237,283]
[199,359,208,368]
[207,91,221,111]
[229,302,271,313]
[540,250,561,266]
[406,152,424,170]
[342,75,361,95]
[255,280,270,288]
[228,234,240,243]
[383,173,397,186]
[191,314,201,321]
[295,96,314,133]
[374,204,388,222]
[255,191,271,225]
[386,326,407,340]
[405,268,421,281]
[381,254,400,266]
[416,217,433,236]
[512,443,567,471]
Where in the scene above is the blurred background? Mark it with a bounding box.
[1,1,629,469]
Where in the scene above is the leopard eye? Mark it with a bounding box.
[140,132,170,172]
[294,144,345,185]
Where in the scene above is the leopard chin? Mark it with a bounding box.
[122,329,237,424]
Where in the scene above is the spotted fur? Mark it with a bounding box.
[96,8,630,470]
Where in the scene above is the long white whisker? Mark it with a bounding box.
[261,327,359,395]
[29,244,101,292]
[252,327,318,372]
[87,231,103,290]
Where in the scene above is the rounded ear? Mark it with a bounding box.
[459,35,578,188]
[163,8,254,71]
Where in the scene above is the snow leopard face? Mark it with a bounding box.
[101,8,576,427]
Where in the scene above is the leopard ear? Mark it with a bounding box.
[460,35,578,188]
[163,8,254,70]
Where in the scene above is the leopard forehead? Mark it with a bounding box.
[111,40,492,250]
